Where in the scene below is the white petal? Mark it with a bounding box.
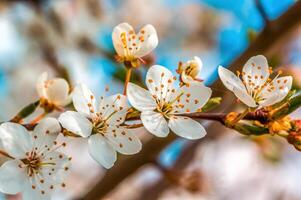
[127,82,157,111]
[141,111,169,137]
[36,72,48,98]
[44,78,70,106]
[259,76,292,107]
[218,66,246,92]
[134,24,158,57]
[181,71,195,84]
[233,87,257,107]
[0,122,33,158]
[41,151,71,183]
[0,160,27,194]
[193,56,203,72]
[58,111,92,138]
[88,134,117,169]
[99,94,128,125]
[22,183,51,200]
[242,55,269,93]
[72,83,97,117]
[168,116,207,139]
[112,22,134,56]
[146,65,176,100]
[172,84,212,114]
[32,117,61,152]
[105,126,142,155]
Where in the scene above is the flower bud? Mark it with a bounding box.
[287,131,301,151]
[268,116,292,135]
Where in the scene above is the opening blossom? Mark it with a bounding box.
[112,22,158,67]
[177,56,203,85]
[37,72,71,111]
[0,118,71,200]
[127,65,212,139]
[218,55,292,108]
[58,84,142,169]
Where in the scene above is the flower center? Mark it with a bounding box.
[156,92,184,119]
[21,151,42,177]
[157,103,173,118]
[92,118,108,135]
[236,66,285,103]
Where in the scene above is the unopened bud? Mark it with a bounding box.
[268,116,292,135]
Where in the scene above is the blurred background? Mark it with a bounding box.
[0,0,301,199]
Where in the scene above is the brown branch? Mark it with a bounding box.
[82,2,301,199]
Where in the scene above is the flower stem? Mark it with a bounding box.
[123,67,132,95]
[0,150,14,159]
[29,112,47,124]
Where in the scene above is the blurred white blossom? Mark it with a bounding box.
[36,72,71,110]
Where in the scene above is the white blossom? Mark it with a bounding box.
[178,56,203,84]
[58,84,142,169]
[36,72,71,109]
[0,118,71,200]
[127,65,212,139]
[218,55,292,108]
[112,22,158,66]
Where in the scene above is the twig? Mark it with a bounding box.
[255,0,270,25]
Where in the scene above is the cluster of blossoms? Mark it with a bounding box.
[0,22,294,199]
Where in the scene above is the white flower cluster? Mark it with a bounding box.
[0,23,293,200]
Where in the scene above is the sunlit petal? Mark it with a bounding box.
[59,111,92,138]
[88,134,117,169]
[141,111,169,137]
[169,116,206,139]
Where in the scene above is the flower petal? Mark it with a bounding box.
[105,126,142,155]
[218,66,246,92]
[168,116,207,139]
[112,22,134,57]
[40,151,71,183]
[32,117,61,152]
[259,76,292,107]
[127,82,157,111]
[233,87,257,107]
[72,84,97,117]
[22,182,51,200]
[88,134,117,169]
[36,72,48,98]
[0,160,27,194]
[242,55,269,93]
[0,122,33,158]
[146,65,176,100]
[172,84,212,114]
[44,78,69,106]
[99,94,128,125]
[134,24,158,57]
[141,111,169,137]
[58,111,92,138]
